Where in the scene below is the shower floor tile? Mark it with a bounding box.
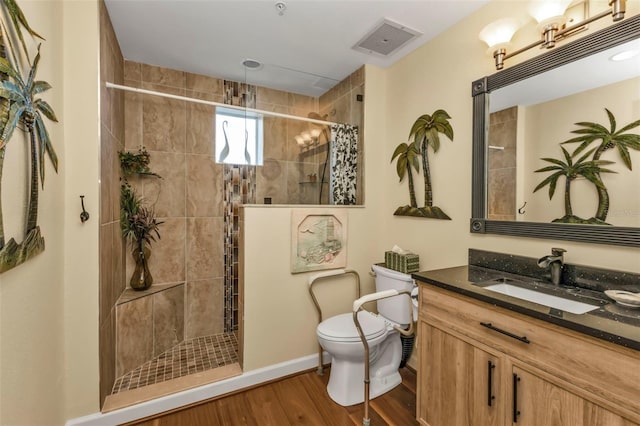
[111,332,238,395]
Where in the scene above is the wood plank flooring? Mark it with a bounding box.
[129,367,418,426]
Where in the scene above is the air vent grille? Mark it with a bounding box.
[353,19,421,57]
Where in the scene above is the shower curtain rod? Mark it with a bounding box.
[106,82,340,127]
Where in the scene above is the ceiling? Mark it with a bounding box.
[104,0,489,97]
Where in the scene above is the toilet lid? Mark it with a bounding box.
[317,311,386,342]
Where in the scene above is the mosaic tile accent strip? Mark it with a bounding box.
[111,332,238,394]
[223,80,256,333]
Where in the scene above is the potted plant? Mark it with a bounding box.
[119,146,161,178]
[120,182,162,290]
[119,146,162,290]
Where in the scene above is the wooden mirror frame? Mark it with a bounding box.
[470,14,640,247]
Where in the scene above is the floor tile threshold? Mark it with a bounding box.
[102,363,242,413]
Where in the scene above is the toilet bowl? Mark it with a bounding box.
[316,264,416,406]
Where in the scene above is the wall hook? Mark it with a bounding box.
[80,195,90,223]
[518,201,527,215]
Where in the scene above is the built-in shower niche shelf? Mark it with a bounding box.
[116,282,185,306]
[298,181,328,185]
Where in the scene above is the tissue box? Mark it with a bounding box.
[385,251,420,273]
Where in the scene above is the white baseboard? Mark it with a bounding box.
[66,352,330,426]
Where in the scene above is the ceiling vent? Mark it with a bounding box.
[353,19,422,57]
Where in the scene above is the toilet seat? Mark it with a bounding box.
[317,311,387,343]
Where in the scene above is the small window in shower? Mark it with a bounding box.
[215,107,263,166]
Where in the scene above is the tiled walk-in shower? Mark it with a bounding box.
[111,332,238,394]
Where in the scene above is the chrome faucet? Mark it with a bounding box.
[537,248,566,285]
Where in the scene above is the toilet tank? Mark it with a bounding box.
[371,264,415,326]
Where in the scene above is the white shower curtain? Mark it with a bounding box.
[330,124,358,205]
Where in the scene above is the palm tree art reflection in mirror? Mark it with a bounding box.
[0,0,58,273]
[534,109,639,225]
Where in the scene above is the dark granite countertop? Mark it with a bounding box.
[413,265,640,351]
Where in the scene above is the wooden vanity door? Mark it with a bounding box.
[419,322,504,426]
[510,365,636,426]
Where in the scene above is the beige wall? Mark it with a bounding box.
[0,0,65,424]
[63,0,101,420]
[0,0,100,424]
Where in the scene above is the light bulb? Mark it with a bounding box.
[528,0,571,25]
[479,18,520,49]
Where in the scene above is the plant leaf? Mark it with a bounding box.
[396,157,406,180]
[36,114,57,173]
[616,144,632,170]
[534,165,561,173]
[0,56,19,79]
[426,128,440,153]
[616,118,640,134]
[26,45,41,90]
[0,101,24,144]
[391,143,408,161]
[0,81,24,102]
[35,99,57,122]
[605,108,616,133]
[3,0,44,63]
[32,80,51,95]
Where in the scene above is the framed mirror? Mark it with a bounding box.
[471,14,640,247]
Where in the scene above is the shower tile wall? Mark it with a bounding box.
[319,66,365,204]
[118,61,226,379]
[115,284,185,376]
[255,87,323,205]
[488,106,518,221]
[99,0,125,406]
[222,81,256,333]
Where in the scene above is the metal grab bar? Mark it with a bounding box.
[308,269,361,375]
[353,289,415,426]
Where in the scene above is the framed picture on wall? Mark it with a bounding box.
[291,209,347,274]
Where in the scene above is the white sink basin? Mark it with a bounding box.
[484,283,599,314]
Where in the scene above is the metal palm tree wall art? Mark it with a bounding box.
[534,109,639,225]
[392,109,453,219]
[0,0,58,273]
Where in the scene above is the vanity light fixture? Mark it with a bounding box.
[481,0,627,70]
[295,128,322,151]
[528,0,573,48]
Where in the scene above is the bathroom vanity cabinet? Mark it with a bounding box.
[417,284,640,426]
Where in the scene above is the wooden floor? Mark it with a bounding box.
[129,367,418,426]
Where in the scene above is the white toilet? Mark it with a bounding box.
[316,264,417,406]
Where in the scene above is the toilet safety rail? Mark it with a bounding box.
[353,289,415,426]
[308,268,361,375]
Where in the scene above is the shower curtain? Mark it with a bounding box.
[330,124,358,205]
